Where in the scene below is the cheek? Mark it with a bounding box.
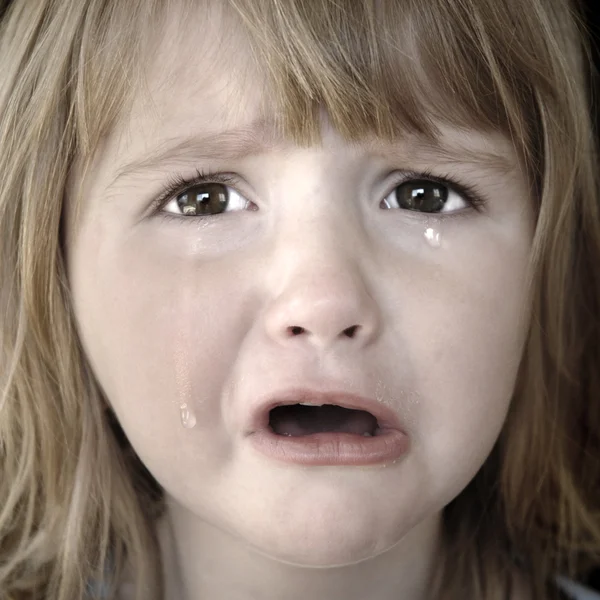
[68,225,247,450]
[394,222,531,495]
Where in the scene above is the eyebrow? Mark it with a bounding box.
[408,138,517,176]
[359,132,517,176]
[104,125,517,196]
[104,124,280,195]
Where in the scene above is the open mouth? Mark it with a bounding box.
[268,403,380,437]
[250,393,408,465]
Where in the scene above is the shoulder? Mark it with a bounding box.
[556,576,600,600]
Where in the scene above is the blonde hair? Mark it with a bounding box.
[0,0,599,599]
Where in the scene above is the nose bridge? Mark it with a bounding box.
[261,167,381,353]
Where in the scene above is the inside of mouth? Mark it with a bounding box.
[268,404,379,437]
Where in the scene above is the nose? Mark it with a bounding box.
[262,231,381,353]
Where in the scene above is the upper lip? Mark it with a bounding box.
[246,386,405,434]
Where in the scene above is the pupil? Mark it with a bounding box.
[177,183,228,216]
[396,180,447,212]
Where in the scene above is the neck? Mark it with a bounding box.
[157,502,442,600]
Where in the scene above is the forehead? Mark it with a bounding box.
[78,0,521,203]
[72,0,546,189]
[123,2,269,142]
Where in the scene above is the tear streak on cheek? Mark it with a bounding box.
[172,268,198,429]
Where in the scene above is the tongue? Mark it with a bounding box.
[273,405,377,437]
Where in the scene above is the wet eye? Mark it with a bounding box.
[382,179,467,214]
[162,182,249,217]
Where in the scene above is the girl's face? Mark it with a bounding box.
[66,4,533,568]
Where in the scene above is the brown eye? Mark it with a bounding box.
[176,183,228,216]
[394,180,448,213]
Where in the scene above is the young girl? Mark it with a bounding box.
[1,0,599,598]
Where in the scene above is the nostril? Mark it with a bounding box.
[287,325,360,337]
[344,325,359,337]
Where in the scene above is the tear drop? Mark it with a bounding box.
[424,226,442,248]
[180,403,197,429]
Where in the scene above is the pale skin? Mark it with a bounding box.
[65,3,534,599]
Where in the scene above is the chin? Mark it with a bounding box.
[250,537,398,568]
[237,511,411,568]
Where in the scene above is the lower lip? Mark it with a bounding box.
[248,427,409,466]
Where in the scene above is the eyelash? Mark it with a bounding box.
[150,170,239,219]
[150,167,489,221]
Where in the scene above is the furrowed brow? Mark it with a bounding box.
[359,130,517,176]
[104,125,517,200]
[104,125,279,195]
[411,137,518,176]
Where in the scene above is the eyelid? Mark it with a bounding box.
[148,166,490,219]
[389,169,489,211]
[149,169,243,216]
